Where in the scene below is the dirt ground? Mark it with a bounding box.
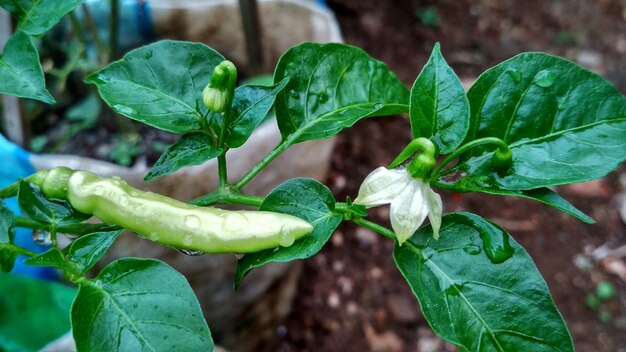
[276,1,626,351]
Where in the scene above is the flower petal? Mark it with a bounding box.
[354,167,411,208]
[427,188,443,240]
[390,180,428,245]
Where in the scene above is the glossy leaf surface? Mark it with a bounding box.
[145,132,223,181]
[0,31,54,103]
[72,258,213,352]
[67,229,123,273]
[394,213,573,352]
[24,248,76,273]
[18,181,89,225]
[234,178,342,288]
[274,42,409,143]
[217,78,289,148]
[435,178,593,224]
[410,43,469,153]
[86,41,224,134]
[460,53,626,190]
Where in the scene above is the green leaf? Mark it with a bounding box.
[437,178,593,223]
[0,31,54,103]
[0,244,19,272]
[234,178,342,288]
[145,132,224,181]
[18,181,89,225]
[67,230,123,273]
[24,248,77,273]
[85,40,225,134]
[0,0,85,36]
[222,78,289,148]
[58,223,121,237]
[410,43,469,153]
[0,272,76,352]
[274,42,409,143]
[72,258,213,352]
[394,212,573,352]
[0,200,15,243]
[461,53,626,190]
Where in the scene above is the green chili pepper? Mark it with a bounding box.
[19,167,313,253]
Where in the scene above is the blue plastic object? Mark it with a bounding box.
[82,0,155,55]
[0,134,57,280]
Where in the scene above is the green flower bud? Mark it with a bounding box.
[492,145,513,174]
[203,60,237,113]
[202,86,228,113]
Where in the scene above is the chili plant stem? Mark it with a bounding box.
[351,218,396,241]
[15,217,46,229]
[432,137,509,177]
[232,137,292,191]
[1,243,37,258]
[217,103,233,187]
[218,154,228,187]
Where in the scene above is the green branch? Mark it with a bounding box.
[232,138,292,191]
[351,218,396,241]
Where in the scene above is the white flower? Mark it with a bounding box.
[354,167,442,244]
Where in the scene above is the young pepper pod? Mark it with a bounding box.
[25,167,313,254]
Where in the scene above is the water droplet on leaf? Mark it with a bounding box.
[374,103,384,110]
[463,245,481,255]
[235,253,245,260]
[183,234,193,246]
[506,69,521,83]
[318,92,329,103]
[32,230,51,246]
[477,225,514,264]
[444,283,464,296]
[289,90,300,99]
[112,104,136,116]
[534,70,555,88]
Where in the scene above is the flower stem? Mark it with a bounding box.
[432,137,509,177]
[351,218,396,241]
